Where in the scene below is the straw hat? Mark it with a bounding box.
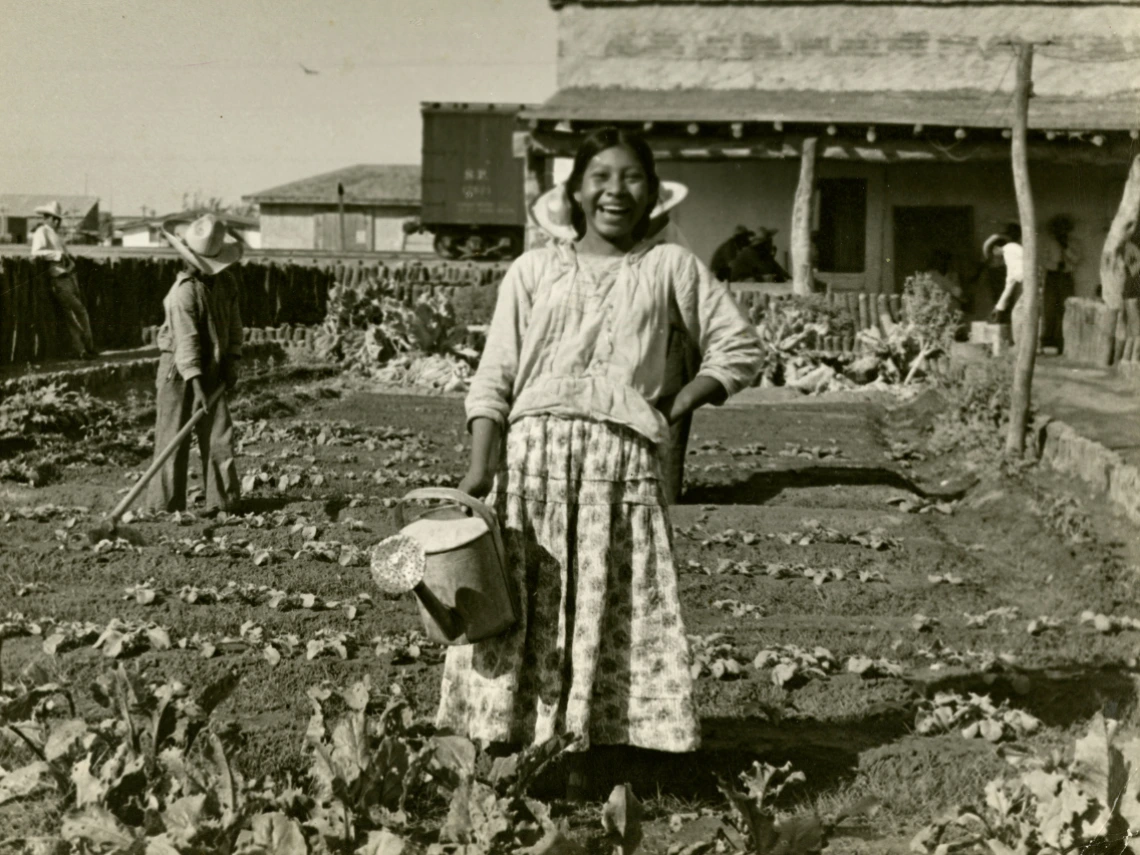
[530,180,689,242]
[982,233,1008,260]
[34,201,63,220]
[162,212,243,275]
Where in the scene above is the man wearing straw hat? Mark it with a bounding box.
[30,200,97,359]
[145,212,244,516]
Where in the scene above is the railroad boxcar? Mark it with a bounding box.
[419,103,529,260]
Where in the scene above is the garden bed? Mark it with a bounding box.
[1,373,1139,853]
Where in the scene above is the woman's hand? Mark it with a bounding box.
[656,393,682,425]
[457,467,495,500]
[657,378,726,425]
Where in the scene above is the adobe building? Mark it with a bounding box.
[520,0,1140,317]
[245,165,426,252]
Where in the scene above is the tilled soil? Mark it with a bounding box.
[2,378,1138,852]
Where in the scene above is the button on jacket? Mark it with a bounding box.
[156,271,243,381]
[466,238,763,446]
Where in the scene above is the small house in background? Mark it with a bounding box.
[523,0,1140,319]
[118,211,261,249]
[0,195,100,244]
[245,165,431,252]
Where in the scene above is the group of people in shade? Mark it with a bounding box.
[27,128,1075,794]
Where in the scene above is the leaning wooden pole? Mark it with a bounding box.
[1005,44,1041,457]
[1100,154,1140,312]
[791,137,818,296]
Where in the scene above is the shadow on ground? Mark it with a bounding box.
[914,663,1140,729]
[682,465,977,506]
[562,663,1139,801]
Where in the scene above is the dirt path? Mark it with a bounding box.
[2,379,1138,852]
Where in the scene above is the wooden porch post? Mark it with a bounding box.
[792,137,819,296]
[1005,44,1041,457]
[1101,155,1140,312]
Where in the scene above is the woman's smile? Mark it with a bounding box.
[574,145,653,248]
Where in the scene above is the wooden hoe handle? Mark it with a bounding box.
[107,386,227,524]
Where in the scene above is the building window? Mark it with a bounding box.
[815,178,867,273]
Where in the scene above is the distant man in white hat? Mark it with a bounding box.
[30,200,97,359]
[146,213,244,515]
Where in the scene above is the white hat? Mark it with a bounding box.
[982,233,1008,259]
[162,212,243,275]
[530,180,689,242]
[34,201,63,219]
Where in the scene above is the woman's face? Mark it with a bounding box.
[573,145,652,247]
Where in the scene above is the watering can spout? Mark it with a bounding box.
[413,582,464,641]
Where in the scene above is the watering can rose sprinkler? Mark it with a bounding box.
[370,488,518,646]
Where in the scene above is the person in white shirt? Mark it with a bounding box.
[985,224,1035,343]
[30,201,96,359]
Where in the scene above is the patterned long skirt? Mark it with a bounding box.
[436,415,700,753]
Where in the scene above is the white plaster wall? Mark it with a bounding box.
[238,227,261,250]
[372,215,407,252]
[558,5,1140,97]
[259,206,316,250]
[659,158,885,290]
[881,160,1127,298]
[652,156,1128,298]
[121,230,154,248]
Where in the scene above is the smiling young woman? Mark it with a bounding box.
[568,133,657,255]
[442,127,763,795]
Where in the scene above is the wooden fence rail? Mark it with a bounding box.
[5,252,1129,377]
[0,256,509,367]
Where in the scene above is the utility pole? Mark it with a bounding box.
[1005,43,1041,457]
[337,182,347,252]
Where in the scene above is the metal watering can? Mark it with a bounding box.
[375,487,517,646]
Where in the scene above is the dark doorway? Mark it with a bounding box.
[816,179,867,273]
[893,206,974,292]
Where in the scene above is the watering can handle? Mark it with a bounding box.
[398,487,508,578]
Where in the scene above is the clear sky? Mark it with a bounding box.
[1,0,558,217]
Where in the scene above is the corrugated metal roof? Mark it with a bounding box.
[523,87,1140,130]
[0,195,99,219]
[245,164,421,205]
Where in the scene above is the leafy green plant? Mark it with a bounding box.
[753,296,855,388]
[713,762,878,854]
[915,691,1041,742]
[0,383,115,440]
[752,646,837,689]
[301,677,428,850]
[912,713,1140,855]
[928,360,1018,458]
[1032,490,1093,545]
[0,665,258,853]
[431,732,575,855]
[688,634,745,680]
[899,272,963,383]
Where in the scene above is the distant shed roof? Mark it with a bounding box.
[245,165,421,206]
[0,195,99,220]
[524,87,1140,131]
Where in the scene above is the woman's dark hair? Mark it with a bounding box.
[565,127,660,241]
[1004,223,1022,243]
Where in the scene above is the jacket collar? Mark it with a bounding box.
[552,232,667,269]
